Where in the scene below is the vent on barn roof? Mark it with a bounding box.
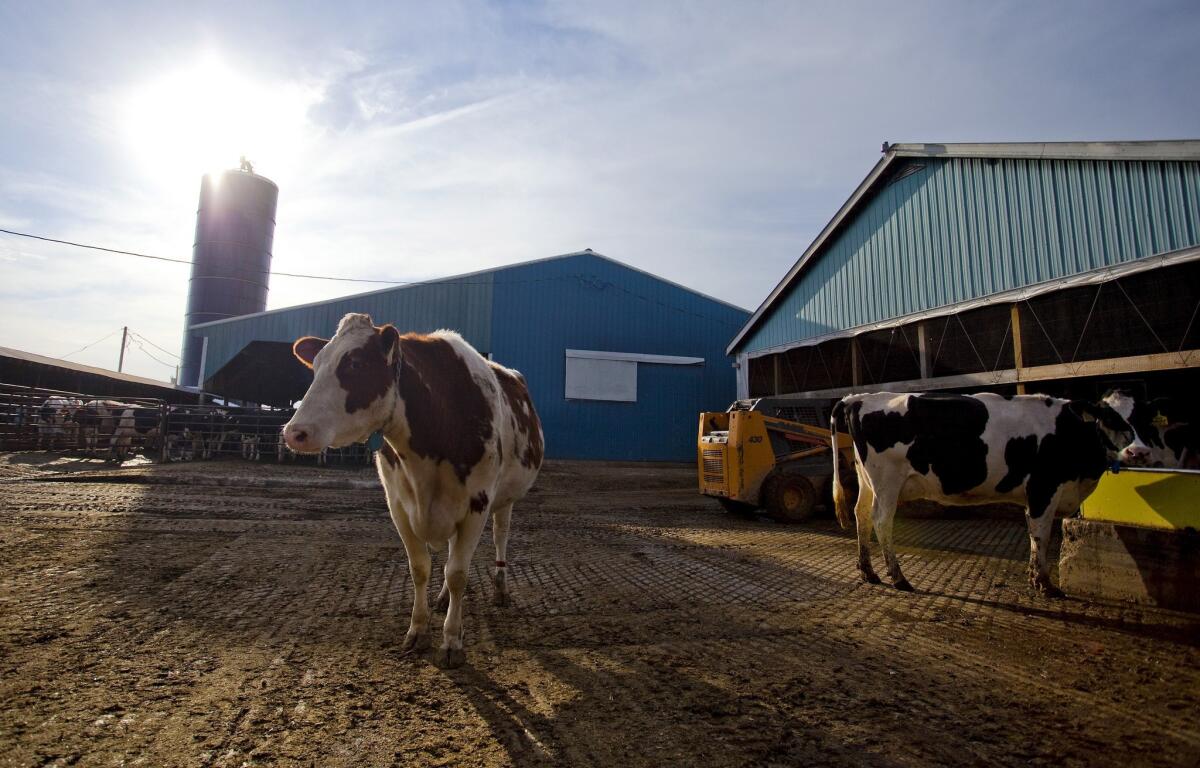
[887,163,925,186]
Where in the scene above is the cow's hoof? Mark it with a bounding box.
[434,592,450,613]
[435,646,466,669]
[859,570,882,585]
[400,632,430,656]
[1038,583,1065,599]
[893,578,914,592]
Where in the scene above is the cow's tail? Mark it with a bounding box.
[830,398,855,531]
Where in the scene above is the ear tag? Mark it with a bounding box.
[1152,413,1169,429]
[366,431,385,452]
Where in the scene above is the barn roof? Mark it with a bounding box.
[191,249,746,331]
[0,346,192,401]
[727,140,1200,356]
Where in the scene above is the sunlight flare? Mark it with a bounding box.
[120,53,317,186]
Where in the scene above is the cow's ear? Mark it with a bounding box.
[293,336,329,369]
[379,325,401,365]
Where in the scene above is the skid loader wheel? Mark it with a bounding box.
[717,497,759,517]
[766,474,817,523]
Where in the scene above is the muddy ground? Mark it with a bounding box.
[0,453,1198,767]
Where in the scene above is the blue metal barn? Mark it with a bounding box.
[728,141,1200,399]
[192,251,749,461]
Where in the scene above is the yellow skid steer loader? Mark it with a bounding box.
[698,398,854,522]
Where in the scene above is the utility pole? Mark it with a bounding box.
[117,326,128,373]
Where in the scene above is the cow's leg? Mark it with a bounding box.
[1025,504,1062,598]
[389,511,433,655]
[491,502,514,607]
[438,512,488,669]
[871,485,911,591]
[432,503,499,609]
[854,480,880,584]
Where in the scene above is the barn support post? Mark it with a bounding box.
[1010,303,1026,394]
[851,337,862,387]
[917,322,930,380]
[735,353,749,400]
[773,355,782,395]
[158,401,169,464]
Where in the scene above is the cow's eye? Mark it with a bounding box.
[349,357,362,370]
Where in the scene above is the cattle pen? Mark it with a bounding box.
[0,454,1197,766]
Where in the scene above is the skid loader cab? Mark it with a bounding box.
[698,397,852,522]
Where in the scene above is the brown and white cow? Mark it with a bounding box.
[284,313,543,668]
[831,392,1144,596]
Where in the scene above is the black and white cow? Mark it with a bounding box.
[1101,390,1200,469]
[165,406,205,461]
[226,407,291,461]
[108,404,161,460]
[283,313,543,668]
[36,397,81,450]
[831,392,1146,596]
[73,400,126,456]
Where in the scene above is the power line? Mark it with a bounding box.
[61,329,122,359]
[0,227,411,285]
[129,337,178,369]
[1,227,745,329]
[128,329,181,360]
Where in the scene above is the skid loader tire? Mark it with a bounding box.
[766,474,817,523]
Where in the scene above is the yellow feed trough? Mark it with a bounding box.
[1079,467,1200,530]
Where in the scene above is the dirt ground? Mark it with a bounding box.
[1,453,1198,768]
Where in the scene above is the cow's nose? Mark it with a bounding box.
[284,424,312,451]
[1122,445,1151,464]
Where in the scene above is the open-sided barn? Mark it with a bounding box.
[728,141,1200,402]
[190,250,749,461]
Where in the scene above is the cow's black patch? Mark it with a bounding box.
[1164,423,1199,466]
[469,490,489,513]
[859,394,991,495]
[996,434,1038,493]
[132,407,158,435]
[1024,403,1112,517]
[1130,396,1194,450]
[848,400,868,462]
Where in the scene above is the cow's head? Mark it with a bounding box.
[1099,389,1155,465]
[284,313,401,453]
[1068,399,1149,465]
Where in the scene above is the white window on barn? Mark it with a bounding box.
[564,349,704,402]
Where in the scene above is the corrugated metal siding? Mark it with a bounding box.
[196,252,749,461]
[198,276,495,382]
[488,254,749,460]
[740,156,1200,354]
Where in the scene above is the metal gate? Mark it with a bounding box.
[0,382,373,466]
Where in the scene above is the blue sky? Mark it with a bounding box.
[1,1,1198,380]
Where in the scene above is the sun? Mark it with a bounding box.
[121,53,314,187]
